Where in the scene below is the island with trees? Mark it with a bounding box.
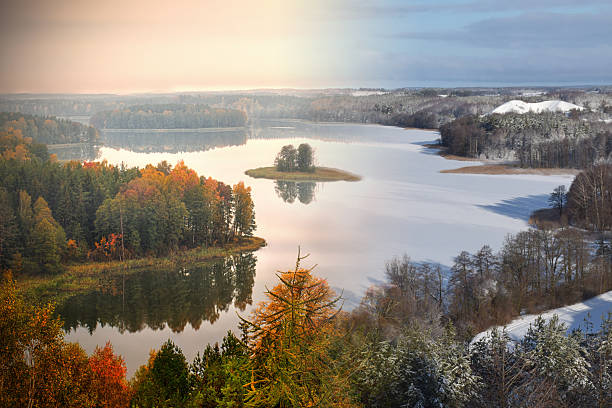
[245,143,361,182]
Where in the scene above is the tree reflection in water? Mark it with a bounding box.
[274,181,316,204]
[56,252,257,334]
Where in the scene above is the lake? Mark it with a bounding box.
[62,120,574,375]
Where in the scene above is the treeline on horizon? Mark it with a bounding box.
[2,87,609,129]
[1,111,99,145]
[440,112,612,168]
[90,104,247,129]
[0,128,256,275]
[2,89,611,169]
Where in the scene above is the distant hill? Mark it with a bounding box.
[491,100,584,115]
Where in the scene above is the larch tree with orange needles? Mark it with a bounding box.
[241,250,353,407]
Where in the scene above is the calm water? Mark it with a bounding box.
[62,120,574,375]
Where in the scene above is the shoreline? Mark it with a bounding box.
[440,165,580,176]
[245,166,361,182]
[422,143,579,176]
[16,236,266,304]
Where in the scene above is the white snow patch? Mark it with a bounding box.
[472,291,612,345]
[352,90,387,97]
[519,91,546,97]
[490,100,584,115]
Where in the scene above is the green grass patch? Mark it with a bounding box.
[245,167,361,182]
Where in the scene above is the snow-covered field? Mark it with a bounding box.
[472,291,612,344]
[491,100,584,115]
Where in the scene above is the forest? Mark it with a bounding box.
[439,112,612,168]
[1,112,99,145]
[90,104,247,129]
[2,226,610,407]
[2,157,611,408]
[1,91,612,407]
[3,87,610,130]
[0,126,256,275]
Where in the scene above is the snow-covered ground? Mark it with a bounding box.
[472,291,612,345]
[490,100,584,115]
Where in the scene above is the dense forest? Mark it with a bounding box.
[0,128,256,274]
[440,112,612,168]
[1,112,99,145]
[90,104,247,129]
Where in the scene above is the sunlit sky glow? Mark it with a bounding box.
[1,0,611,93]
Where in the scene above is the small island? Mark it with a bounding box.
[245,143,361,182]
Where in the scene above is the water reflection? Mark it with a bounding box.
[100,128,247,153]
[48,143,99,161]
[274,181,316,204]
[57,252,257,334]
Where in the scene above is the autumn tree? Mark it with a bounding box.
[233,182,256,237]
[89,342,131,407]
[241,251,351,407]
[0,278,94,407]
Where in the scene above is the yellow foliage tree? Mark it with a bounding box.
[241,251,353,407]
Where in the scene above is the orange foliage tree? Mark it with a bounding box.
[0,279,89,407]
[241,250,352,407]
[87,233,124,261]
[169,160,199,197]
[89,342,131,408]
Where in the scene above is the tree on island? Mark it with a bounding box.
[297,143,315,172]
[274,143,315,173]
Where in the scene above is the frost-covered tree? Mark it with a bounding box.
[352,326,480,408]
[517,316,593,406]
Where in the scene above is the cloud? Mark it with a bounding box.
[317,0,612,20]
[396,12,612,49]
[352,46,612,85]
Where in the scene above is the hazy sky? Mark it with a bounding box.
[1,0,611,93]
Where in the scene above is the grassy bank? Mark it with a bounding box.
[423,144,578,176]
[16,236,266,304]
[245,166,361,182]
[440,164,579,176]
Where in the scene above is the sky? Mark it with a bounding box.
[0,0,611,93]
